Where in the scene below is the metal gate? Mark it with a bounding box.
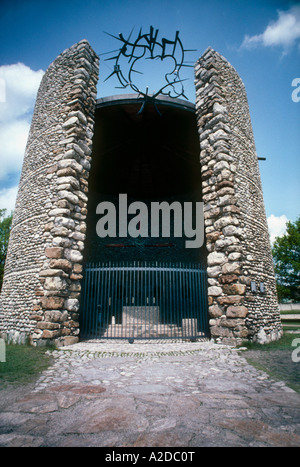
[79,261,209,340]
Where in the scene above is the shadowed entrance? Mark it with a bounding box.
[80,94,208,340]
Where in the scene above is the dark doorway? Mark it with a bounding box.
[84,95,206,264]
[80,94,208,340]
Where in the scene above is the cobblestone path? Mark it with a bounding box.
[0,340,299,447]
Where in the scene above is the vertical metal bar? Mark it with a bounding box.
[103,263,108,338]
[110,265,114,339]
[127,261,130,338]
[199,267,207,335]
[174,263,178,338]
[197,265,204,336]
[176,263,179,337]
[146,262,148,338]
[182,265,186,338]
[185,264,189,338]
[111,262,114,338]
[204,268,209,336]
[175,263,180,338]
[92,263,96,338]
[85,263,91,338]
[153,262,156,339]
[93,265,98,338]
[104,263,111,335]
[194,265,200,338]
[155,261,159,338]
[114,265,118,338]
[93,264,98,338]
[120,261,124,339]
[104,263,108,338]
[200,267,205,336]
[158,262,162,335]
[190,265,195,338]
[178,262,182,339]
[82,264,88,338]
[133,260,136,340]
[81,264,87,338]
[188,264,194,338]
[127,260,131,339]
[153,262,156,337]
[168,264,172,338]
[115,263,118,338]
[92,262,96,338]
[166,262,169,336]
[193,265,198,338]
[192,264,196,338]
[97,263,101,338]
[147,262,149,339]
[142,263,146,338]
[148,262,150,338]
[91,264,95,338]
[200,271,206,333]
[100,262,105,338]
[171,264,175,338]
[91,264,94,338]
[163,262,166,336]
[122,261,126,339]
[180,264,184,338]
[149,262,152,339]
[169,264,172,338]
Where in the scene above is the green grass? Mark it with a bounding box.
[282,325,300,331]
[282,322,300,328]
[241,332,299,351]
[0,344,54,388]
[241,332,300,393]
[280,310,300,315]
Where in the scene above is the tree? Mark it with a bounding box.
[0,209,13,291]
[272,216,300,302]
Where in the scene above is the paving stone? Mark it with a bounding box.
[0,340,299,447]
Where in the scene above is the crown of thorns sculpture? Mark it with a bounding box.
[102,26,195,101]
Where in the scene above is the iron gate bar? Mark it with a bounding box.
[79,261,209,340]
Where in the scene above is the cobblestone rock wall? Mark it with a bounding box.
[0,40,99,346]
[194,48,282,344]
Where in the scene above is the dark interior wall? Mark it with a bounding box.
[84,97,206,264]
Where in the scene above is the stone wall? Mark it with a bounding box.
[0,40,99,346]
[194,48,282,344]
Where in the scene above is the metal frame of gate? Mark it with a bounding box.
[79,261,209,340]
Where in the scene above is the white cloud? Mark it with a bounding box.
[241,5,300,53]
[0,119,30,181]
[0,63,44,122]
[0,63,44,184]
[0,185,18,214]
[267,214,289,244]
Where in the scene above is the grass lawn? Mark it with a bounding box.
[281,309,300,329]
[0,344,54,388]
[280,310,300,315]
[242,332,300,393]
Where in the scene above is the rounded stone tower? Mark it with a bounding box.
[194,48,282,344]
[0,40,99,345]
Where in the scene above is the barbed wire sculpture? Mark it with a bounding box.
[102,26,195,111]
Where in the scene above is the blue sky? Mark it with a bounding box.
[0,0,299,242]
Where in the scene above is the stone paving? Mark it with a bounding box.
[0,339,300,447]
